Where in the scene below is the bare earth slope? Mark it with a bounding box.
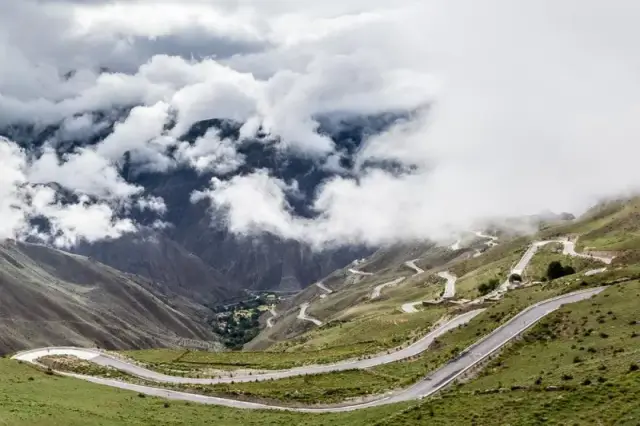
[0,241,220,355]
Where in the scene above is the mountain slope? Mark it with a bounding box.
[0,241,220,355]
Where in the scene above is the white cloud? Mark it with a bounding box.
[2,0,640,250]
[175,129,245,174]
[0,137,137,246]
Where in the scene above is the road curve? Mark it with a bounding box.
[437,271,457,299]
[404,260,425,276]
[266,306,278,328]
[15,310,483,385]
[315,282,333,294]
[12,288,604,412]
[348,268,374,276]
[370,277,406,300]
[297,303,323,326]
[402,271,457,312]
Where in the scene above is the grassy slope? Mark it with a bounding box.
[125,276,611,404]
[523,242,605,281]
[0,358,411,426]
[379,280,640,426]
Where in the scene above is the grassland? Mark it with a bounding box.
[381,278,640,426]
[522,242,605,281]
[117,275,615,405]
[0,357,412,426]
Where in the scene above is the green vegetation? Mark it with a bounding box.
[383,279,640,425]
[209,294,280,349]
[478,278,500,295]
[452,252,521,298]
[0,357,412,425]
[124,343,400,374]
[462,279,640,391]
[546,260,575,280]
[524,243,603,281]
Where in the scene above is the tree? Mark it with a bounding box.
[546,261,566,280]
[547,261,576,280]
[478,278,500,295]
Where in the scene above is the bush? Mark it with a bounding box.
[478,278,500,295]
[509,274,522,283]
[546,261,576,280]
[630,363,639,372]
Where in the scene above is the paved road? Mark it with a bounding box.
[15,310,483,385]
[348,268,374,276]
[474,231,499,247]
[13,288,604,411]
[370,277,406,300]
[404,260,425,275]
[266,307,277,328]
[585,267,607,276]
[315,282,333,294]
[402,271,456,312]
[563,240,614,264]
[438,271,457,299]
[297,303,323,326]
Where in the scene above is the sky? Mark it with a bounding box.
[1,0,639,248]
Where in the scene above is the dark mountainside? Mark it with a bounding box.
[2,112,407,303]
[0,240,220,355]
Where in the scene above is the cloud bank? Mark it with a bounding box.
[1,0,640,248]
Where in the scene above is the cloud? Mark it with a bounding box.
[175,128,245,174]
[2,0,640,250]
[0,137,137,246]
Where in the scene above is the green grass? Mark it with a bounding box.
[378,378,640,425]
[0,358,411,426]
[181,278,609,404]
[462,279,640,391]
[523,243,605,281]
[172,370,403,405]
[381,279,640,425]
[272,305,446,354]
[453,253,520,299]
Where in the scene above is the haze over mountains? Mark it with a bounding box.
[2,0,640,300]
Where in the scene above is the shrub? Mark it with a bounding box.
[478,278,500,295]
[546,262,576,280]
[561,374,573,381]
[630,363,639,372]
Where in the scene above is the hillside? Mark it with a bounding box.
[3,198,640,424]
[0,241,221,355]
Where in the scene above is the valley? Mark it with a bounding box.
[4,198,640,424]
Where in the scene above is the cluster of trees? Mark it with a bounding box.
[546,261,576,280]
[209,295,277,349]
[211,310,261,350]
[478,278,500,295]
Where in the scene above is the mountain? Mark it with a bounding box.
[1,113,407,299]
[0,240,220,355]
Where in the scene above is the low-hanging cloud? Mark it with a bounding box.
[1,0,640,249]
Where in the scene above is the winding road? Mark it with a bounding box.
[474,231,499,247]
[13,287,605,412]
[404,259,425,276]
[401,271,457,313]
[266,306,278,328]
[297,303,323,326]
[370,277,406,300]
[347,268,374,276]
